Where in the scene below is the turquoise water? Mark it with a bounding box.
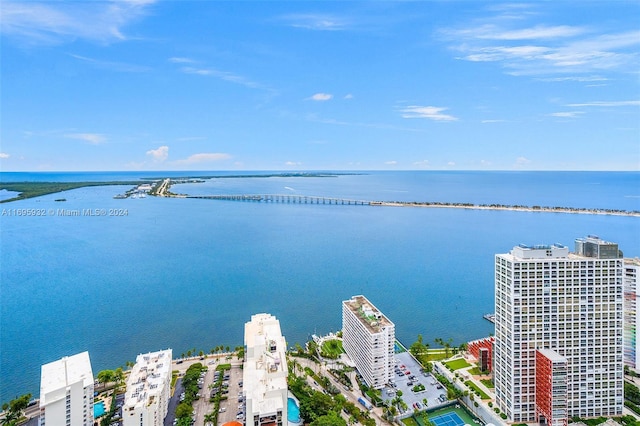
[94,401,105,418]
[288,397,301,423]
[1,171,638,404]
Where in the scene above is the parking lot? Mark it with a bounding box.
[381,351,449,415]
[213,363,244,424]
[163,355,243,426]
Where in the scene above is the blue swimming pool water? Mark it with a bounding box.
[94,401,106,418]
[287,397,301,423]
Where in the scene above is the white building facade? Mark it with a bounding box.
[122,349,172,426]
[342,295,395,390]
[624,258,640,372]
[494,236,624,424]
[243,313,288,426]
[39,351,94,426]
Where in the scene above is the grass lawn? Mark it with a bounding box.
[426,350,449,362]
[444,358,471,370]
[464,381,491,399]
[402,417,420,426]
[480,379,494,388]
[320,339,343,359]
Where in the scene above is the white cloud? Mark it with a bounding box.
[0,0,156,45]
[513,157,531,169]
[473,24,586,40]
[285,161,302,166]
[280,13,349,31]
[536,75,608,82]
[308,93,333,101]
[446,161,456,167]
[385,160,398,165]
[344,94,354,100]
[481,119,507,123]
[549,111,584,118]
[174,153,231,165]
[443,6,640,76]
[65,133,106,145]
[146,145,169,162]
[399,105,458,121]
[0,153,10,159]
[168,57,195,64]
[69,53,149,72]
[413,160,430,167]
[178,66,269,92]
[566,100,640,107]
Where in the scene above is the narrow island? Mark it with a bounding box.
[1,175,638,217]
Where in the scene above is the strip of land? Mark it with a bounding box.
[372,201,640,217]
[0,181,143,204]
[1,178,638,217]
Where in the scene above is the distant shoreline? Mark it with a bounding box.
[371,201,640,217]
[1,177,638,217]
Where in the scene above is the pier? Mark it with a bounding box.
[188,194,370,205]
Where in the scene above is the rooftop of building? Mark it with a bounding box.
[537,348,567,362]
[343,295,394,334]
[576,235,617,245]
[244,314,288,417]
[123,349,172,410]
[40,351,93,402]
[625,257,640,266]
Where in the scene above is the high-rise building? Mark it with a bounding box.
[494,236,623,423]
[624,258,640,372]
[342,295,395,390]
[122,349,172,426]
[39,351,94,426]
[244,313,288,426]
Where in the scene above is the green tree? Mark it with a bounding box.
[175,402,193,419]
[114,367,124,387]
[97,369,115,385]
[1,393,31,426]
[300,392,333,423]
[204,412,217,423]
[310,410,347,426]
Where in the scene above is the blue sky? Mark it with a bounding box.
[1,1,639,171]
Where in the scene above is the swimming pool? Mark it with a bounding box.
[94,401,106,418]
[287,397,301,424]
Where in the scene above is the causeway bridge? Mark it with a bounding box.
[188,194,372,205]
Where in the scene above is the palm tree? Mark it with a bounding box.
[97,369,115,385]
[114,367,124,389]
[204,412,217,423]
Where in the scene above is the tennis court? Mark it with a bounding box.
[430,411,466,426]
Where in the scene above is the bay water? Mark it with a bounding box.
[1,171,638,403]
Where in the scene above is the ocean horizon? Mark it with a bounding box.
[1,170,639,403]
